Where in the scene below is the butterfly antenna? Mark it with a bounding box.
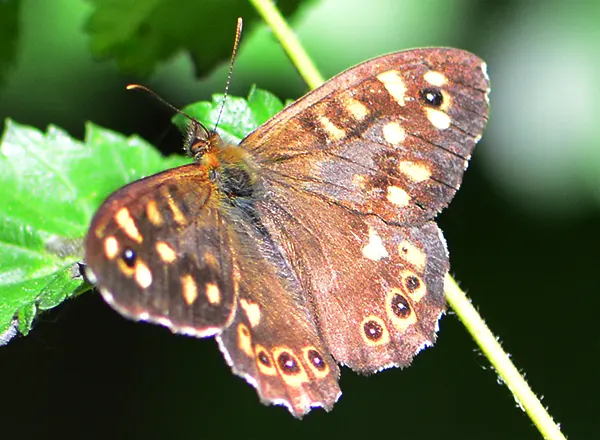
[126,84,209,138]
[214,17,243,132]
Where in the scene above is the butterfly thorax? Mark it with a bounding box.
[194,132,258,205]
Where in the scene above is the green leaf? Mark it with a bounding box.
[85,0,306,77]
[0,120,189,342]
[172,86,284,144]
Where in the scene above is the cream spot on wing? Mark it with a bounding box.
[425,108,451,130]
[115,208,142,243]
[240,298,261,327]
[318,115,345,141]
[398,241,427,271]
[377,70,407,106]
[344,96,369,120]
[146,199,163,226]
[387,186,410,207]
[382,121,406,145]
[398,161,432,182]
[104,236,119,260]
[423,71,447,87]
[237,323,254,357]
[182,274,198,305]
[155,241,177,263]
[362,227,389,261]
[439,89,452,112]
[205,282,221,305]
[166,197,187,225]
[134,261,152,288]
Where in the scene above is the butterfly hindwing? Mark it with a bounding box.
[255,183,448,372]
[215,207,341,416]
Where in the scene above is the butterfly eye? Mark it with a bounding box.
[419,87,444,107]
[120,248,137,268]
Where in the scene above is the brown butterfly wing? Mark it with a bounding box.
[244,48,489,224]
[241,48,489,372]
[254,185,448,372]
[215,214,341,415]
[84,164,237,336]
[85,163,341,416]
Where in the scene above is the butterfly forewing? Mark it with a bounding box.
[85,164,237,336]
[244,48,489,224]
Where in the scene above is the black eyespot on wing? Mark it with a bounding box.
[121,248,136,267]
[391,294,411,319]
[258,351,271,367]
[363,320,384,341]
[307,349,326,371]
[277,352,301,375]
[420,88,444,107]
[405,275,420,292]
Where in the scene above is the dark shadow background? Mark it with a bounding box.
[1,0,598,439]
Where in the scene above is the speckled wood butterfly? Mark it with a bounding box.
[84,48,490,417]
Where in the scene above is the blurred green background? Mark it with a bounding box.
[1,0,598,438]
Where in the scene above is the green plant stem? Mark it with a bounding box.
[250,1,568,439]
[445,275,566,440]
[248,0,324,89]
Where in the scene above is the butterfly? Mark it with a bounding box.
[84,48,490,417]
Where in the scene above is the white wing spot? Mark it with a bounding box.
[104,236,119,260]
[115,208,142,243]
[205,282,221,305]
[344,97,369,120]
[398,161,432,182]
[398,241,427,270]
[387,186,410,207]
[134,261,152,288]
[240,298,261,327]
[382,121,406,145]
[362,227,389,261]
[156,241,177,263]
[318,116,345,141]
[237,324,254,357]
[425,108,451,130]
[377,70,407,106]
[423,71,447,87]
[182,275,198,305]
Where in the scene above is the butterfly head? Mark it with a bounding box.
[184,119,216,160]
